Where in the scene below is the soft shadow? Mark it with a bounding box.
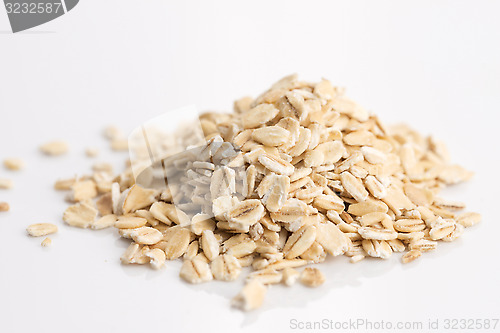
[239,256,398,326]
[164,253,399,327]
[91,223,470,328]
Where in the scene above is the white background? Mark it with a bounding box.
[1,1,499,332]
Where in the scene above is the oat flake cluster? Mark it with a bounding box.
[56,75,480,311]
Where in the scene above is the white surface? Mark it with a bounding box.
[1,1,500,332]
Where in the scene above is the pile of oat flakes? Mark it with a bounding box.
[26,75,482,311]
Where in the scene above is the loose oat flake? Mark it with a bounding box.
[0,178,14,189]
[0,202,10,212]
[3,158,25,171]
[51,74,480,311]
[27,223,58,237]
[40,140,69,156]
[41,238,52,247]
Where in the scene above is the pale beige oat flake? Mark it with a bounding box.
[85,147,99,158]
[122,184,157,214]
[232,280,267,311]
[282,267,300,286]
[27,223,58,237]
[103,125,123,140]
[242,104,279,129]
[180,258,213,284]
[226,199,265,227]
[191,213,216,235]
[92,162,113,173]
[265,259,307,271]
[91,214,117,230]
[145,248,166,269]
[357,227,397,241]
[0,202,9,212]
[429,219,456,240]
[71,180,98,202]
[160,227,191,260]
[111,138,128,151]
[131,227,163,245]
[456,212,481,228]
[40,140,68,156]
[247,269,283,285]
[350,255,365,263]
[315,222,349,256]
[300,267,325,287]
[211,254,242,281]
[115,216,147,229]
[120,243,140,264]
[63,202,98,228]
[3,158,24,170]
[258,153,294,176]
[340,171,368,202]
[394,219,426,233]
[251,126,290,146]
[283,225,317,259]
[0,178,13,189]
[41,238,52,247]
[54,177,75,191]
[402,249,422,264]
[201,230,220,261]
[226,239,257,258]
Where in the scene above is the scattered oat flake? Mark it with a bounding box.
[92,162,113,173]
[180,258,213,284]
[3,158,24,170]
[85,147,99,157]
[111,138,128,151]
[282,267,300,286]
[41,238,52,247]
[300,267,326,287]
[0,178,13,189]
[402,249,422,264]
[91,214,117,230]
[71,180,98,202]
[54,177,76,191]
[27,223,58,237]
[145,248,166,269]
[0,202,9,212]
[231,280,267,311]
[63,202,98,228]
[40,140,69,156]
[103,126,123,140]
